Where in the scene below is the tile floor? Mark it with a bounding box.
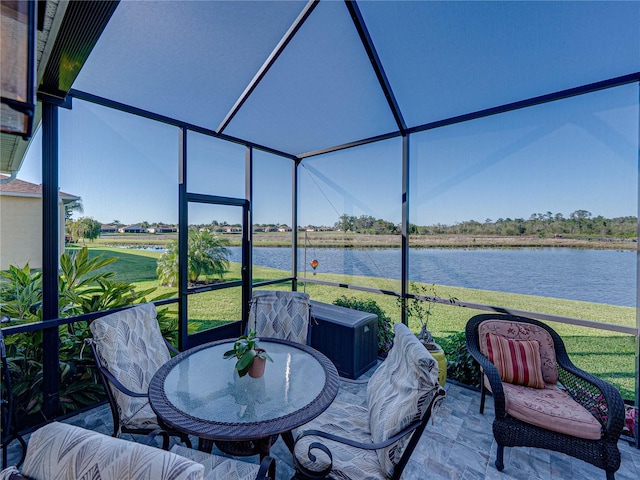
[3,381,639,479]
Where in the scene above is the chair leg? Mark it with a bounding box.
[479,383,486,414]
[282,430,295,453]
[495,444,505,471]
[179,433,192,449]
[606,472,615,480]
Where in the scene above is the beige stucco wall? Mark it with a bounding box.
[0,195,66,271]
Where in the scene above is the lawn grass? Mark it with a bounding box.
[78,246,638,400]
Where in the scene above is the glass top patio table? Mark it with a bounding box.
[149,337,339,451]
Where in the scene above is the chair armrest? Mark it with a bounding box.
[8,473,30,480]
[142,429,171,450]
[256,456,276,480]
[0,467,31,480]
[556,359,625,440]
[464,324,506,417]
[295,412,426,454]
[163,338,180,356]
[85,338,148,398]
[98,364,148,398]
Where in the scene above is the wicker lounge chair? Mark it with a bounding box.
[466,313,625,479]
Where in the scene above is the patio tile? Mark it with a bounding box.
[445,441,489,478]
[412,431,456,465]
[507,447,551,479]
[550,452,573,479]
[4,382,638,480]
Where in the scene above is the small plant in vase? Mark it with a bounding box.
[223,329,272,378]
[397,282,457,350]
[398,283,457,387]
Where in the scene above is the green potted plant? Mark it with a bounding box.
[397,283,441,350]
[397,283,457,387]
[223,329,273,378]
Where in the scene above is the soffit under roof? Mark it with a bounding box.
[0,0,65,174]
[1,0,117,175]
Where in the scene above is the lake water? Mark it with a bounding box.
[228,247,636,307]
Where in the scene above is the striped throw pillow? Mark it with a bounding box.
[486,332,546,389]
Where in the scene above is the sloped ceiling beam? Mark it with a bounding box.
[345,0,407,135]
[217,0,319,134]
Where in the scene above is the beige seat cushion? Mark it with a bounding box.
[501,382,602,440]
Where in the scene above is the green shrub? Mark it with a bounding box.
[0,247,174,422]
[332,295,394,356]
[438,331,480,388]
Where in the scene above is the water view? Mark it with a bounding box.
[228,247,636,307]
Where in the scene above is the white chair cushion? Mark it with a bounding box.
[21,423,203,480]
[89,303,171,430]
[248,291,310,344]
[292,399,385,480]
[366,322,441,478]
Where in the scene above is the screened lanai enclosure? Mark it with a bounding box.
[1,0,639,447]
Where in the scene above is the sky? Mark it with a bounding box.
[15,1,640,228]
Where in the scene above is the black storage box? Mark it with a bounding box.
[309,301,378,379]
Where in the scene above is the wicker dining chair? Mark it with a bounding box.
[466,313,625,479]
[87,303,191,449]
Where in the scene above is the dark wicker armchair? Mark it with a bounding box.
[466,313,625,479]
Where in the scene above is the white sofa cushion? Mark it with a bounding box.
[21,422,203,480]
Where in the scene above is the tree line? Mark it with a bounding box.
[335,210,637,238]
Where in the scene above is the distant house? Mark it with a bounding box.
[0,175,79,270]
[100,224,118,233]
[223,226,242,233]
[277,225,292,232]
[118,224,147,233]
[148,225,175,233]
